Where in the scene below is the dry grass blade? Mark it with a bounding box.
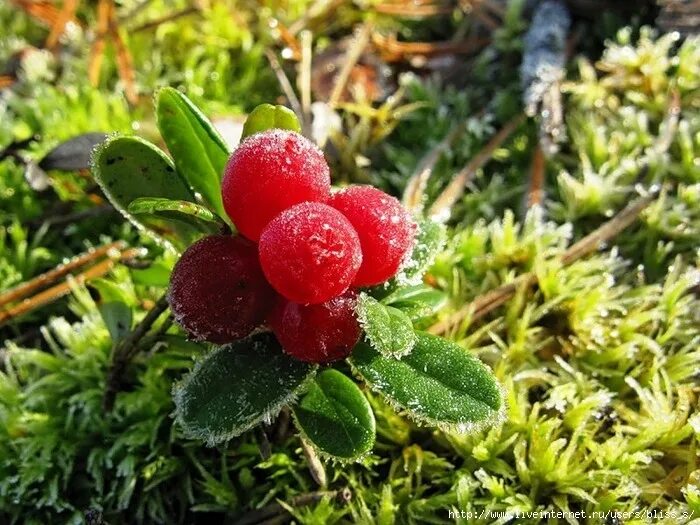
[130,5,200,33]
[0,245,140,326]
[301,437,327,487]
[428,113,525,221]
[110,18,138,104]
[374,1,454,17]
[402,121,464,212]
[288,0,346,35]
[524,142,545,212]
[0,240,125,308]
[265,50,305,127]
[298,30,313,134]
[328,23,372,109]
[11,0,62,26]
[88,0,111,89]
[428,188,660,334]
[373,33,489,62]
[45,0,79,50]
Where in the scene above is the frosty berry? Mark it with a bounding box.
[168,235,274,344]
[258,202,362,304]
[329,185,415,286]
[268,291,360,363]
[221,129,331,241]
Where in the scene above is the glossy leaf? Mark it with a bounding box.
[241,103,302,139]
[350,332,503,432]
[156,87,230,222]
[357,293,416,358]
[173,333,316,444]
[91,135,204,249]
[293,369,375,460]
[128,197,219,223]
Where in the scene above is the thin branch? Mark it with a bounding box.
[428,189,660,334]
[103,293,170,410]
[428,113,525,221]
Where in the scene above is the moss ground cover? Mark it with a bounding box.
[1,1,698,523]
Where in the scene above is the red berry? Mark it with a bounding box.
[329,186,415,286]
[221,130,331,241]
[269,291,360,363]
[168,235,274,344]
[258,202,362,304]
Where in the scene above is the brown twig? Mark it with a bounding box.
[428,188,660,334]
[428,113,525,221]
[230,488,351,525]
[103,293,170,410]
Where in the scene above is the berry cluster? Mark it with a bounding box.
[169,129,415,363]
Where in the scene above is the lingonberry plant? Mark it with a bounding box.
[91,93,504,460]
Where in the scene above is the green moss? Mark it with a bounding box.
[1,6,699,524]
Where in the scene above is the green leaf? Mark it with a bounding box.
[357,293,416,358]
[382,285,448,321]
[98,301,132,342]
[241,103,302,139]
[156,87,230,222]
[398,218,446,283]
[173,333,316,444]
[91,135,204,249]
[349,331,503,432]
[292,369,375,460]
[130,260,172,287]
[128,197,220,224]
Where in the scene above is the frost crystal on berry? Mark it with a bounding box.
[221,130,331,241]
[168,235,274,344]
